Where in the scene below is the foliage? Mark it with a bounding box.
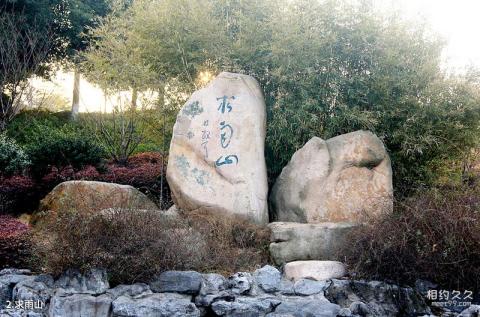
[27,129,105,178]
[0,134,30,176]
[341,185,480,292]
[85,0,480,193]
[0,176,36,215]
[102,152,171,208]
[32,208,270,285]
[6,110,75,146]
[0,11,54,131]
[0,215,31,269]
[86,103,149,165]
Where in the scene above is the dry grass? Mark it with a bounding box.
[340,185,480,292]
[31,208,271,285]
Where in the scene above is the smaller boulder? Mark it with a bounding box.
[112,293,200,317]
[273,296,341,317]
[284,261,346,282]
[195,273,230,307]
[48,292,112,317]
[39,181,158,216]
[150,271,202,295]
[211,295,281,316]
[293,279,329,296]
[254,266,282,293]
[106,283,152,299]
[268,222,358,265]
[54,269,109,295]
[227,272,253,295]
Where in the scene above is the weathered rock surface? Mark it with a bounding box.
[211,295,281,316]
[254,266,282,293]
[271,131,393,223]
[54,269,109,295]
[284,261,346,282]
[167,72,269,224]
[106,283,152,299]
[325,279,431,317]
[149,271,202,294]
[12,275,54,312]
[0,266,445,317]
[272,295,341,317]
[268,222,357,264]
[112,293,200,317]
[49,292,112,317]
[0,271,33,310]
[38,181,157,215]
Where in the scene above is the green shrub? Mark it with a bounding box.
[0,134,30,176]
[28,131,105,178]
[6,110,74,146]
[341,185,480,292]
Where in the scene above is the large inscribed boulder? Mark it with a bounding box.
[271,131,393,223]
[167,72,268,224]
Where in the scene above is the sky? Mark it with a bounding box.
[382,0,480,70]
[31,0,480,113]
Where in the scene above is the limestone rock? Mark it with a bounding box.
[0,273,33,309]
[167,72,268,224]
[39,181,157,215]
[272,296,341,317]
[54,269,109,295]
[271,131,393,223]
[12,275,54,312]
[149,271,202,295]
[293,279,329,296]
[268,222,358,265]
[325,279,431,317]
[106,283,152,299]
[112,293,200,317]
[48,291,112,317]
[195,274,230,307]
[284,261,346,282]
[211,295,281,317]
[254,266,282,293]
[227,272,253,295]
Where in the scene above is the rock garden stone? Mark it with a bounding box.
[272,296,341,317]
[211,295,281,317]
[254,265,282,293]
[271,131,393,224]
[293,279,329,296]
[48,291,112,317]
[227,272,253,295]
[0,273,33,309]
[54,269,109,295]
[106,283,152,299]
[325,279,431,317]
[268,222,358,264]
[38,180,157,217]
[195,273,230,306]
[284,261,346,282]
[12,275,54,311]
[112,293,200,317]
[167,72,269,224]
[149,271,202,294]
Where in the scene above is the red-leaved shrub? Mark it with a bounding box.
[0,176,37,215]
[0,215,31,269]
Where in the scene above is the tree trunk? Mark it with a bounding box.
[131,87,138,111]
[71,68,81,120]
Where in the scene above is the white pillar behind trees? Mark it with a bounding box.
[71,68,81,120]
